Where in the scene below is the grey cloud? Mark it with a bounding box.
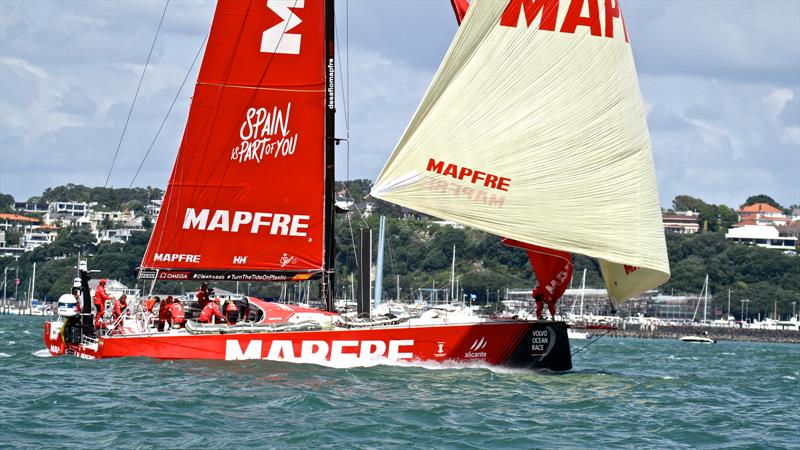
[647,105,690,131]
[685,103,720,121]
[780,94,799,127]
[626,0,800,85]
[57,85,95,115]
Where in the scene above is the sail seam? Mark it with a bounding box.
[195,82,323,92]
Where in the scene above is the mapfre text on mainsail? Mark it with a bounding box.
[182,208,310,236]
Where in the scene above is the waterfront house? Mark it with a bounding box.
[725,224,798,253]
[662,211,700,234]
[736,203,789,227]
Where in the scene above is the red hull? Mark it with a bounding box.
[44,320,572,370]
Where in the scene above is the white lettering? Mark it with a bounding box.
[388,340,414,361]
[331,340,359,365]
[183,208,209,230]
[271,214,291,235]
[231,211,253,232]
[207,210,230,232]
[300,340,329,363]
[266,340,296,361]
[225,340,262,360]
[358,341,387,361]
[251,212,273,234]
[261,0,305,55]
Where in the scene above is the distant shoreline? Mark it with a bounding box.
[598,324,800,344]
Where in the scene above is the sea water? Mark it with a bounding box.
[0,316,797,449]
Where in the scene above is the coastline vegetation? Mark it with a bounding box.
[0,184,797,319]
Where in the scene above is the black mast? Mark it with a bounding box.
[322,0,336,312]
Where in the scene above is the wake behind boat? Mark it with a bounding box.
[43,0,670,371]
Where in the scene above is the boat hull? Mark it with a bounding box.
[45,320,572,371]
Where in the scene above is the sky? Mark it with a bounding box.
[1,0,798,210]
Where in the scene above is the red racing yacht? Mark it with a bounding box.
[44,0,670,370]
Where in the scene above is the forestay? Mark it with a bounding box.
[371,0,669,303]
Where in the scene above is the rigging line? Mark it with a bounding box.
[333,3,351,185]
[104,0,170,188]
[570,328,613,357]
[128,32,208,190]
[346,211,358,270]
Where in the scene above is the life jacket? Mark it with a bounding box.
[199,302,224,323]
[159,300,172,322]
[113,299,128,318]
[169,302,185,324]
[225,301,238,324]
[197,289,210,308]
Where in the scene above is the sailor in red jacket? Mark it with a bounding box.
[112,294,128,321]
[93,279,113,316]
[158,296,173,331]
[198,298,226,324]
[168,299,186,328]
[196,283,212,308]
[224,300,239,325]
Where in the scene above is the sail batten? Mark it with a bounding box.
[372,0,669,303]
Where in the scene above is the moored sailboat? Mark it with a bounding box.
[44,0,669,371]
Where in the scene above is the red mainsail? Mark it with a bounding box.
[141,0,331,282]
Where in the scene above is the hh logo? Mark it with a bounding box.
[262,0,304,54]
[469,337,488,351]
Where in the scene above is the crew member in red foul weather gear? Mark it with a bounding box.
[93,279,113,317]
[158,296,173,331]
[112,294,128,321]
[144,296,158,313]
[168,299,186,328]
[198,299,226,324]
[196,283,212,308]
[224,300,239,325]
[534,289,557,321]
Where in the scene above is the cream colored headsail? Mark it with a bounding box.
[371,0,669,304]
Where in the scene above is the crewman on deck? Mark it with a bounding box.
[196,283,212,308]
[112,294,128,321]
[533,289,557,321]
[167,298,186,329]
[144,296,159,313]
[158,296,173,331]
[224,300,239,325]
[93,279,113,316]
[198,298,226,324]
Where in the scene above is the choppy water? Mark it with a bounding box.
[1,316,797,449]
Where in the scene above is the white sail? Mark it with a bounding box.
[371,0,669,303]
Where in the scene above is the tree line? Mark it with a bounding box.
[0,184,797,319]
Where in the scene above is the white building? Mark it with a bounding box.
[725,225,797,252]
[21,230,58,251]
[48,201,89,217]
[99,227,146,244]
[147,199,163,218]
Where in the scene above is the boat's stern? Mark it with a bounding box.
[504,321,572,371]
[44,320,65,356]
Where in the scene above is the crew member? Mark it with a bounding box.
[112,294,128,321]
[168,298,186,329]
[93,278,113,317]
[224,300,239,325]
[158,296,173,331]
[198,298,226,324]
[144,296,159,313]
[196,283,212,308]
[533,289,557,321]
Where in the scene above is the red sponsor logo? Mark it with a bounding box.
[426,158,511,192]
[623,264,638,275]
[500,0,629,43]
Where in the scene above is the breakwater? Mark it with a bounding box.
[604,323,800,344]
